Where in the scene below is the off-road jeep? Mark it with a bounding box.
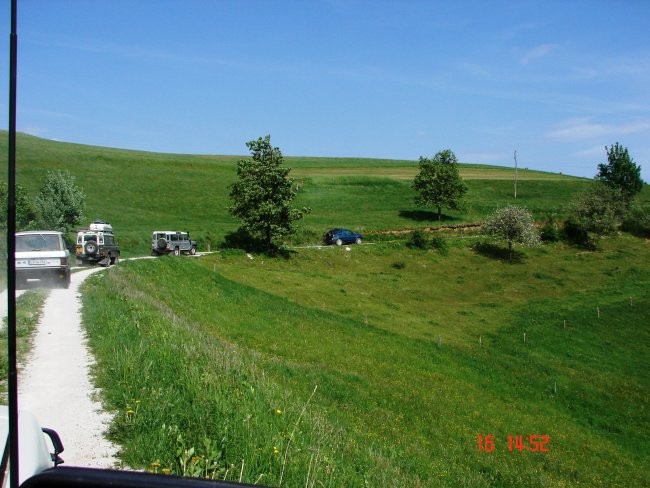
[75,220,120,266]
[151,231,197,256]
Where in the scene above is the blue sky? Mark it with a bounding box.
[2,0,649,180]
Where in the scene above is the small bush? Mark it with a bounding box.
[540,224,560,242]
[392,261,406,269]
[430,236,448,255]
[407,230,429,249]
[540,214,561,242]
[622,206,650,237]
[563,220,595,249]
[407,230,448,255]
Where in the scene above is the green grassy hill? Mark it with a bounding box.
[1,131,598,255]
[3,132,649,486]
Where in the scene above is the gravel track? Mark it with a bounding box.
[13,267,120,468]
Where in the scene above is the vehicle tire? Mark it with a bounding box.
[157,238,167,251]
[110,254,119,265]
[174,247,180,256]
[355,237,362,245]
[84,241,98,255]
[335,238,343,246]
[64,271,71,289]
[190,246,196,255]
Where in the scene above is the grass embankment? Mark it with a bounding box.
[0,291,48,401]
[82,234,649,486]
[1,132,597,256]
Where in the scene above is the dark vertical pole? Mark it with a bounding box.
[8,0,19,486]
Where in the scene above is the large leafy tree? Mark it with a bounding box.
[229,135,307,251]
[596,143,644,204]
[412,149,467,221]
[34,170,86,232]
[482,205,540,261]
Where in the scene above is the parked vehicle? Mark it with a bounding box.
[0,406,64,486]
[15,231,71,289]
[324,228,363,246]
[75,220,120,266]
[151,231,197,256]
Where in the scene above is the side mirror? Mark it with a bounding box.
[41,428,64,467]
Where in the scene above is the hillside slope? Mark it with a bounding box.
[1,131,638,256]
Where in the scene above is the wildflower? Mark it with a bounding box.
[126,409,135,415]
[275,409,282,415]
[150,460,161,468]
[162,468,171,475]
[273,446,279,455]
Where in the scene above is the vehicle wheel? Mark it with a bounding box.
[190,246,196,255]
[355,237,362,245]
[110,254,119,265]
[157,238,168,251]
[174,247,180,256]
[84,241,98,255]
[335,238,343,246]
[64,271,71,289]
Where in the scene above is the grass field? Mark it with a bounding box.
[3,132,649,486]
[80,233,649,486]
[0,132,599,255]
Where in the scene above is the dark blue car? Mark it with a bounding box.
[323,228,363,246]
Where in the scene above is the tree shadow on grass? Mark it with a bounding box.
[220,228,297,258]
[471,242,526,264]
[399,210,460,223]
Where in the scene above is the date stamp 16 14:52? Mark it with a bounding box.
[477,434,550,453]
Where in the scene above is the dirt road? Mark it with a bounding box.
[14,267,120,468]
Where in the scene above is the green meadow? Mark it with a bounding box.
[2,132,649,486]
[82,237,649,486]
[2,132,595,251]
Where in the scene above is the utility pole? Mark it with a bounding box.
[513,150,518,199]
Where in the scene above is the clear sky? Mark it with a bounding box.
[2,0,649,180]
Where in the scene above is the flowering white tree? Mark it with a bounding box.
[482,205,540,261]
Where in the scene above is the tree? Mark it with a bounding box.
[565,182,624,247]
[0,182,36,230]
[33,170,86,232]
[412,149,467,221]
[596,143,644,204]
[229,136,307,251]
[482,205,540,261]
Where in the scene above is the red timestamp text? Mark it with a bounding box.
[477,434,550,452]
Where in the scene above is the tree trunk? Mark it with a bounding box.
[266,226,272,251]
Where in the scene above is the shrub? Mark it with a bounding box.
[430,236,448,255]
[540,214,561,242]
[563,220,593,248]
[407,230,429,249]
[622,206,650,237]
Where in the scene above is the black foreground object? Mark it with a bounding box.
[21,466,262,488]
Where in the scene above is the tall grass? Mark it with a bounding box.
[81,232,649,486]
[0,290,47,400]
